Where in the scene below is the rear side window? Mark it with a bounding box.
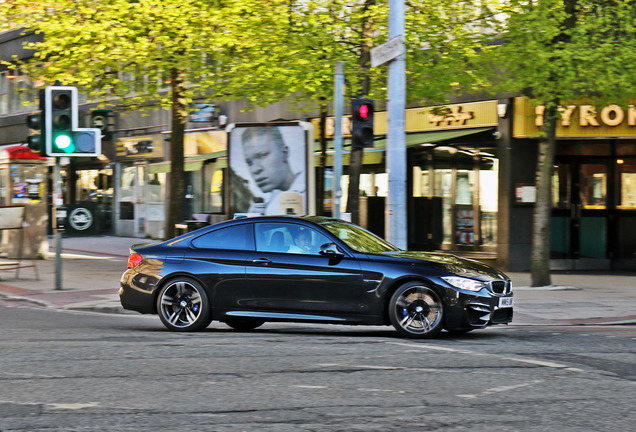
[191,224,252,250]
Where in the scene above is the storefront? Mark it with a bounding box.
[0,144,48,258]
[514,98,636,270]
[114,129,227,238]
[313,100,502,259]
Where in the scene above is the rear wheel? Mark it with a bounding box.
[225,318,265,332]
[156,277,212,332]
[388,282,444,338]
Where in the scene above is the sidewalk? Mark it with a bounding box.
[0,235,635,326]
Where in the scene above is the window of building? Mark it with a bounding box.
[411,146,498,249]
[202,163,224,213]
[617,160,636,209]
[0,70,36,114]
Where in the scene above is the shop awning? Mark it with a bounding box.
[148,151,226,174]
[316,127,494,166]
[321,149,384,167]
[390,127,494,148]
[0,144,48,161]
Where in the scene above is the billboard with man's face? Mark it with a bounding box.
[228,122,314,217]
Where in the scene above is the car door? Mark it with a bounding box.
[245,222,368,318]
[185,223,253,311]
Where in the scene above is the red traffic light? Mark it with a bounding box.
[359,104,369,119]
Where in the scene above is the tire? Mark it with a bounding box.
[388,282,444,339]
[156,277,212,332]
[224,317,265,332]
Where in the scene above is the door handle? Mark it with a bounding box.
[252,258,272,265]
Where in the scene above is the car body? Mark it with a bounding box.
[120,215,513,338]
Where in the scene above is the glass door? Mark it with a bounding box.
[552,161,611,259]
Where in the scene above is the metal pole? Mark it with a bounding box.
[53,157,62,290]
[333,61,344,219]
[386,0,407,248]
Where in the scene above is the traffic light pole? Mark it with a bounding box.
[386,0,407,249]
[53,158,63,290]
[333,61,345,220]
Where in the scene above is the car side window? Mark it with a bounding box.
[255,222,331,255]
[191,224,252,250]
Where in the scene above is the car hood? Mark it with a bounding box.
[376,250,508,281]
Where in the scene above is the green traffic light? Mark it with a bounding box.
[54,134,75,152]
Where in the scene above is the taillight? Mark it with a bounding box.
[127,253,143,269]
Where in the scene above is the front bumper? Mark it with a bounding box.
[442,285,514,330]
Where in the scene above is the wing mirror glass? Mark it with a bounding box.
[319,243,344,257]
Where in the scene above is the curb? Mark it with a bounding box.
[513,285,581,291]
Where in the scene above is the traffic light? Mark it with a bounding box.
[26,90,46,156]
[351,98,374,148]
[44,86,102,157]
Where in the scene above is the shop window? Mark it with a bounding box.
[580,164,607,209]
[415,147,499,249]
[0,167,7,206]
[552,164,571,209]
[479,157,498,247]
[618,161,636,209]
[6,164,46,205]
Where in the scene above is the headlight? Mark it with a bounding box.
[441,276,485,292]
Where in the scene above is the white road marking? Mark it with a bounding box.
[385,341,585,373]
[291,385,328,389]
[457,380,545,399]
[49,402,99,410]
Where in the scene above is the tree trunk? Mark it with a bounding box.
[165,67,187,239]
[530,103,558,286]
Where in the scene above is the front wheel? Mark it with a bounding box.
[156,277,212,332]
[388,282,444,338]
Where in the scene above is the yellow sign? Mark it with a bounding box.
[514,97,636,138]
[184,130,227,156]
[311,100,498,139]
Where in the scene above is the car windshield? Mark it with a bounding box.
[320,221,400,254]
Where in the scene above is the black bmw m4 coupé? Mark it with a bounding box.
[120,216,513,338]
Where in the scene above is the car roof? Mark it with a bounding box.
[223,215,350,226]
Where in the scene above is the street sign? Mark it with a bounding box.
[371,35,405,68]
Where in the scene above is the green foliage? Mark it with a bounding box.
[488,0,636,111]
[1,0,504,113]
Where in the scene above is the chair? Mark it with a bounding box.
[0,206,39,280]
[269,231,286,252]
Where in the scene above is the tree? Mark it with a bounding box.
[279,0,498,222]
[1,0,290,238]
[488,0,636,285]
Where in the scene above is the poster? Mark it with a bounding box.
[229,123,310,216]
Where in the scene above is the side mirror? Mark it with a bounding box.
[319,243,344,257]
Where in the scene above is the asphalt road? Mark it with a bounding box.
[1,302,634,431]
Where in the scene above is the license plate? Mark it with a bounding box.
[498,297,514,308]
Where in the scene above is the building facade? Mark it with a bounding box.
[3,28,636,271]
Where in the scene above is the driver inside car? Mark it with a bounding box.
[288,228,312,254]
